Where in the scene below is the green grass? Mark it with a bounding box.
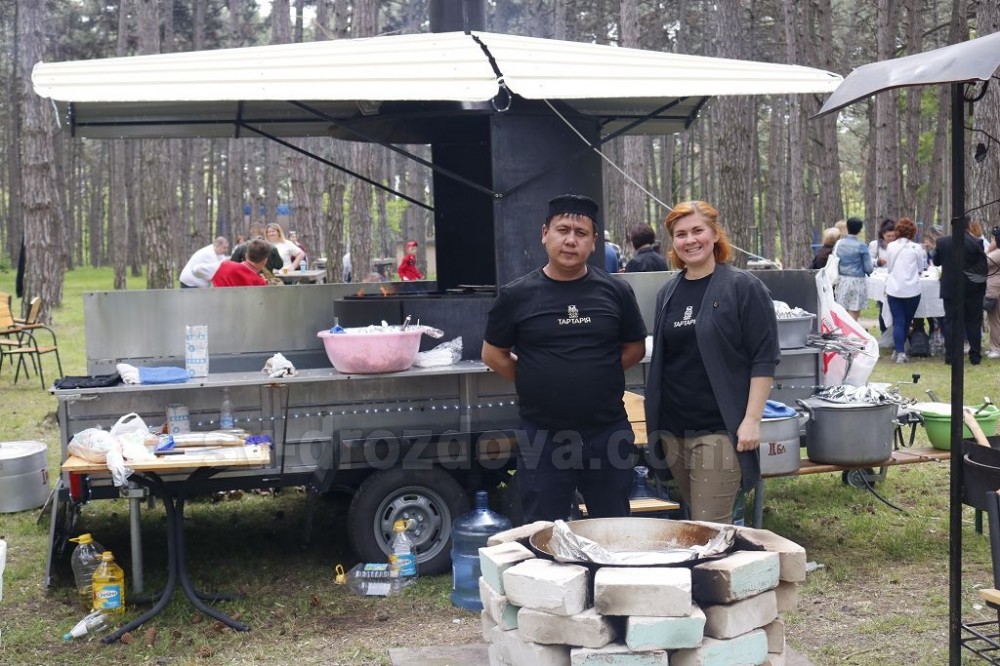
[1,268,999,664]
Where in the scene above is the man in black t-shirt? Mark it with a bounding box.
[482,194,647,522]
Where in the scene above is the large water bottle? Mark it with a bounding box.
[69,533,105,611]
[451,490,511,611]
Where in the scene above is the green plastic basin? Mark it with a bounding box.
[921,404,1000,450]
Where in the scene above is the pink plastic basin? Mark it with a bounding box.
[317,328,422,374]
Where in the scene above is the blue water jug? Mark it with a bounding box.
[451,490,511,610]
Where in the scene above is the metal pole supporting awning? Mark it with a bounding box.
[815,29,1000,666]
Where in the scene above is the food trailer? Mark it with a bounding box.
[34,1,838,584]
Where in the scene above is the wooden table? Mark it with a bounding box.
[61,445,271,642]
[276,268,327,284]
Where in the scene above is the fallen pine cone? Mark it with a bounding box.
[144,627,157,647]
[197,645,214,659]
[191,613,204,625]
[309,593,321,607]
[119,632,134,645]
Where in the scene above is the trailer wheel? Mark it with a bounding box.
[347,467,469,576]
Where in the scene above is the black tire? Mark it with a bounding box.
[842,468,877,489]
[346,467,469,576]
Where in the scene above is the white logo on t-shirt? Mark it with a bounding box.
[674,305,696,328]
[558,304,591,325]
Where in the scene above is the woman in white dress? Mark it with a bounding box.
[265,223,305,271]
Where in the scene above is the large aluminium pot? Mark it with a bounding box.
[759,413,808,476]
[797,398,897,466]
[0,440,50,513]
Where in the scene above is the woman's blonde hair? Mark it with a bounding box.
[821,227,841,246]
[265,223,287,242]
[664,201,731,269]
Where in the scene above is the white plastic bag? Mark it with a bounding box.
[67,428,117,463]
[815,271,878,386]
[414,337,463,367]
[67,426,137,487]
[110,412,148,439]
[823,240,841,286]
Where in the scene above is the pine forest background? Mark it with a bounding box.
[2,0,1000,324]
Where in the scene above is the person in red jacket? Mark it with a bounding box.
[212,239,270,287]
[398,240,424,281]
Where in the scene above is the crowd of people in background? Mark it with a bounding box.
[811,214,999,363]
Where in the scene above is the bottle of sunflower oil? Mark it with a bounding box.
[91,551,126,613]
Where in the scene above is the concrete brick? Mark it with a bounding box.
[703,591,778,639]
[480,576,520,630]
[489,641,513,666]
[500,628,571,666]
[480,541,535,594]
[487,521,555,546]
[762,618,785,653]
[671,629,769,666]
[774,581,798,613]
[763,648,786,666]
[593,566,691,617]
[692,550,780,604]
[625,605,706,650]
[502,559,589,617]
[570,643,670,665]
[482,609,499,642]
[734,526,807,583]
[518,607,617,649]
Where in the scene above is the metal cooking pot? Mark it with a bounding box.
[0,440,50,513]
[528,518,729,567]
[797,398,897,466]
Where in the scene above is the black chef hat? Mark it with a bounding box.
[547,194,599,226]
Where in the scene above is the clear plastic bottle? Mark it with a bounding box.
[344,562,394,596]
[388,520,418,590]
[220,387,234,429]
[91,551,125,613]
[450,491,511,611]
[62,609,110,640]
[300,257,308,271]
[69,533,105,611]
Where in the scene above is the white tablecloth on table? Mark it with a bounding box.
[867,270,944,325]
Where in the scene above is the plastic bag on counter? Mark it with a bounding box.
[263,352,297,378]
[68,429,117,463]
[67,428,134,487]
[109,412,148,439]
[413,337,462,368]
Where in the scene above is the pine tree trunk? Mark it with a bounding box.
[17,0,65,319]
[619,0,646,250]
[137,0,173,288]
[972,1,1000,230]
[783,1,809,268]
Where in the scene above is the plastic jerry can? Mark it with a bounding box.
[91,551,125,613]
[69,533,105,611]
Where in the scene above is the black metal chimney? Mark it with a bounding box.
[430,0,487,33]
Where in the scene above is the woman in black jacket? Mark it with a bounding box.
[644,201,780,523]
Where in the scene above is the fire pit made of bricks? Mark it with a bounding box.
[478,518,806,666]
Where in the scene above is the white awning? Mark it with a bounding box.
[32,31,843,140]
